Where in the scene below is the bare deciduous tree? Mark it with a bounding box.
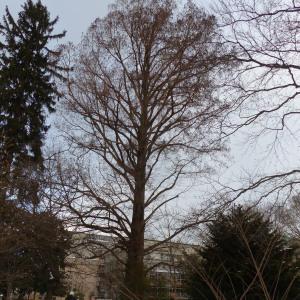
[266,194,300,238]
[215,0,300,200]
[52,0,232,298]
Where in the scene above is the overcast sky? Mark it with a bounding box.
[0,0,211,43]
[1,0,298,204]
[0,0,114,44]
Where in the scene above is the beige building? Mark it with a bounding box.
[64,234,195,300]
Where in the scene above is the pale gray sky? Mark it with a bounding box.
[0,0,114,44]
[0,1,210,43]
[1,0,297,203]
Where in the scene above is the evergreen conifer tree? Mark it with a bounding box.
[185,206,300,300]
[0,0,65,203]
[0,4,68,297]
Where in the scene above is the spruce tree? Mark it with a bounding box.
[185,206,300,300]
[0,0,65,203]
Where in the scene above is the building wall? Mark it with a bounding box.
[64,235,195,300]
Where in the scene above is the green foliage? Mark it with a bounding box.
[0,0,65,204]
[185,206,300,300]
[0,202,71,297]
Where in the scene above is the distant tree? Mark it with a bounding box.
[0,203,71,300]
[185,206,300,300]
[0,0,65,204]
[270,194,300,239]
[27,212,71,299]
[0,200,27,299]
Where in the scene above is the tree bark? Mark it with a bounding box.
[123,202,145,300]
[123,151,146,300]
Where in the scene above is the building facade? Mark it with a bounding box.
[64,234,195,300]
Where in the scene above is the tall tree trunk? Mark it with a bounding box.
[123,168,145,300]
[123,212,145,299]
